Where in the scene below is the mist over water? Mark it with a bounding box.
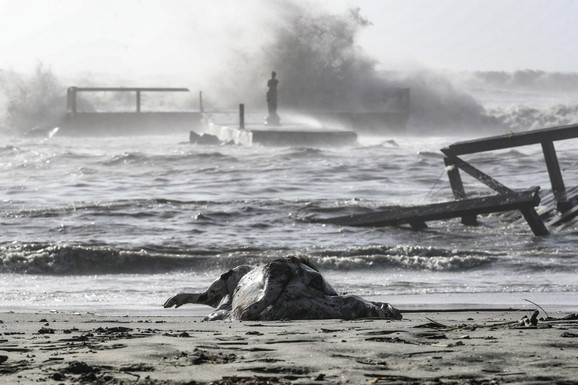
[2,1,576,136]
[456,70,578,131]
[0,65,66,134]
[202,3,501,133]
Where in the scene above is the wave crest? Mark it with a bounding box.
[491,103,578,131]
[309,245,496,271]
[0,242,497,275]
[0,243,205,275]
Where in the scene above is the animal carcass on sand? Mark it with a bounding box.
[163,256,402,321]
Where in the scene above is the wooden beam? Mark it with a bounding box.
[541,140,570,212]
[315,187,542,233]
[444,157,467,199]
[442,123,578,155]
[520,208,549,236]
[541,140,565,193]
[444,157,477,225]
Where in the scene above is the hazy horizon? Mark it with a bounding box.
[2,0,578,134]
[1,0,577,84]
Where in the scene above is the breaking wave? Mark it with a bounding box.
[3,4,577,137]
[5,242,568,276]
[454,69,578,131]
[0,64,66,133]
[0,243,264,275]
[189,3,501,133]
[1,242,500,275]
[491,103,578,131]
[309,245,497,271]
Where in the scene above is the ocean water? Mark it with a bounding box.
[1,128,577,316]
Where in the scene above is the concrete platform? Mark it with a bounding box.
[203,122,357,147]
[60,112,203,136]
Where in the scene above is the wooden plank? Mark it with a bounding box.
[512,186,578,227]
[554,210,578,232]
[546,205,578,228]
[442,123,578,155]
[315,187,541,228]
[520,208,549,236]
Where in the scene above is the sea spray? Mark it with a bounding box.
[203,3,500,133]
[1,3,571,136]
[1,63,65,133]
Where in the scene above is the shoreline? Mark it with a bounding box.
[2,309,577,384]
[2,290,577,317]
[0,291,578,317]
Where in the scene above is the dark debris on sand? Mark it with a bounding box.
[210,377,293,385]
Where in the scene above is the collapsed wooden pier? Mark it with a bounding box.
[314,123,578,236]
[316,187,541,230]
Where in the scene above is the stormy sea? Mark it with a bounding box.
[2,74,578,315]
[2,2,578,315]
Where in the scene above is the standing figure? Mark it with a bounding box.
[266,71,280,125]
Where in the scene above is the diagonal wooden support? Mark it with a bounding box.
[440,153,547,235]
[441,152,513,194]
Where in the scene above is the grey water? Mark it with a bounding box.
[1,131,577,315]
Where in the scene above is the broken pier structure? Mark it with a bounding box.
[315,123,578,236]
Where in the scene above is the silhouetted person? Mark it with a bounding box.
[266,71,280,125]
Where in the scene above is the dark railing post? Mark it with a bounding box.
[239,104,245,129]
[541,140,569,211]
[67,87,77,114]
[136,90,141,113]
[444,156,476,225]
[444,156,467,199]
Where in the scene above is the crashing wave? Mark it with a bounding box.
[491,103,578,131]
[0,243,206,275]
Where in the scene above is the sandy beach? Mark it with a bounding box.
[1,309,577,384]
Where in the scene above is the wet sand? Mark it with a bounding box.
[1,309,577,384]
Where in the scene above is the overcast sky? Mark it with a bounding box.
[1,0,577,80]
[347,0,578,73]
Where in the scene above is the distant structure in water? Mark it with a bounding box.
[59,87,202,136]
[196,70,409,146]
[265,71,280,126]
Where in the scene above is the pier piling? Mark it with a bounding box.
[239,104,245,129]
